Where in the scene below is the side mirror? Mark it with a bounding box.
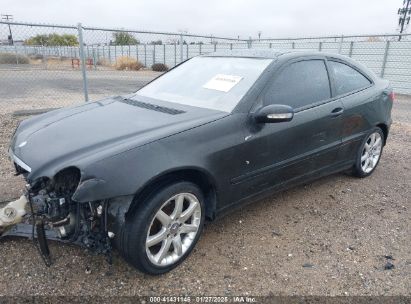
[254,104,294,123]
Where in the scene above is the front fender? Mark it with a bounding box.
[71,178,107,202]
[70,139,217,203]
[70,141,173,202]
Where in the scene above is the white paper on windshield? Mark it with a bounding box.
[203,74,243,92]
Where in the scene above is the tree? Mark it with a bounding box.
[113,32,139,45]
[25,33,78,46]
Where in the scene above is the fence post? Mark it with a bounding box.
[381,40,390,78]
[42,46,46,70]
[136,44,139,61]
[92,48,97,70]
[144,44,147,66]
[14,44,19,64]
[180,34,184,62]
[348,41,354,57]
[174,43,177,66]
[247,37,252,49]
[318,41,323,51]
[338,35,344,54]
[153,44,156,64]
[291,42,295,49]
[77,23,89,102]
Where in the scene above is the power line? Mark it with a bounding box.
[398,0,411,41]
[1,14,14,45]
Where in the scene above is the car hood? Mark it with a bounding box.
[10,96,227,178]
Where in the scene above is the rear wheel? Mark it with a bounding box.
[119,181,205,274]
[352,128,384,177]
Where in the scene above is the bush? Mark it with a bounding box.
[151,63,169,72]
[115,56,143,71]
[25,33,78,46]
[0,53,30,64]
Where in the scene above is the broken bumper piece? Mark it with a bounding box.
[0,191,119,266]
[0,196,28,229]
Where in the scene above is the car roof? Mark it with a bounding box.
[202,49,377,80]
[203,49,348,60]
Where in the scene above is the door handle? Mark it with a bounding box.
[330,107,344,117]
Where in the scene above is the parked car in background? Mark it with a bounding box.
[5,50,393,274]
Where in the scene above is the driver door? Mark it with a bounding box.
[231,58,344,199]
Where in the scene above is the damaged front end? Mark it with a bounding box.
[0,165,127,266]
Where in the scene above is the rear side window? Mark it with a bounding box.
[329,61,372,96]
[265,60,331,109]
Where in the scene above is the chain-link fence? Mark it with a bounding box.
[0,21,247,114]
[0,21,410,114]
[251,34,411,95]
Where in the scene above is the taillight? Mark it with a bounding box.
[388,91,395,102]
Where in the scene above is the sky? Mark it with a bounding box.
[1,0,404,39]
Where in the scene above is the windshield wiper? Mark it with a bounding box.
[117,97,185,115]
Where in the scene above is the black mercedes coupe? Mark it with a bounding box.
[6,49,393,274]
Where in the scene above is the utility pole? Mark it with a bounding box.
[1,14,14,45]
[398,0,411,41]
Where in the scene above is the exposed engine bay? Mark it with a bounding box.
[0,167,124,266]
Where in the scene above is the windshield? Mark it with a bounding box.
[135,57,273,112]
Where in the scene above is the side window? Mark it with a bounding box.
[329,61,372,96]
[265,60,331,109]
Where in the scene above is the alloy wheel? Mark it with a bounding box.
[145,193,202,266]
[360,132,383,174]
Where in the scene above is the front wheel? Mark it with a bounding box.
[352,128,384,178]
[119,181,205,274]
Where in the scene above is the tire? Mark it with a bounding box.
[119,181,205,275]
[352,127,385,178]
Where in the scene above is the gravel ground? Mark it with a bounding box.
[0,95,409,297]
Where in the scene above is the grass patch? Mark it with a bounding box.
[96,58,111,67]
[115,56,143,71]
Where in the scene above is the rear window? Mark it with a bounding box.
[329,61,372,96]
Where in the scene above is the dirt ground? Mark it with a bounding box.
[0,95,409,297]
